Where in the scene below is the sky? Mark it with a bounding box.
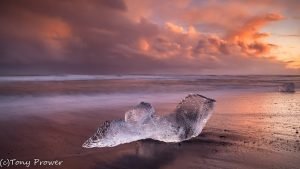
[0,0,299,75]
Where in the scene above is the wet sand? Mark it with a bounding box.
[1,90,300,169]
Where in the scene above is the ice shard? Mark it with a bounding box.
[278,82,295,93]
[82,94,216,148]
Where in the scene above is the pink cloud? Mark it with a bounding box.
[0,0,299,74]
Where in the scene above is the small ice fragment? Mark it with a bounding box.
[82,94,215,148]
[278,82,295,93]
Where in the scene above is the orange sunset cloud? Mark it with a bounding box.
[0,0,299,74]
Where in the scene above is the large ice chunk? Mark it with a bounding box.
[82,94,215,148]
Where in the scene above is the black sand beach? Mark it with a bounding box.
[0,75,300,169]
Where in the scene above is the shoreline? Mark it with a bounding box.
[0,91,299,168]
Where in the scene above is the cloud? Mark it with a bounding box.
[0,0,299,75]
[227,13,283,42]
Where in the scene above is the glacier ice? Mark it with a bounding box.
[125,102,155,124]
[82,94,216,148]
[278,82,295,93]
